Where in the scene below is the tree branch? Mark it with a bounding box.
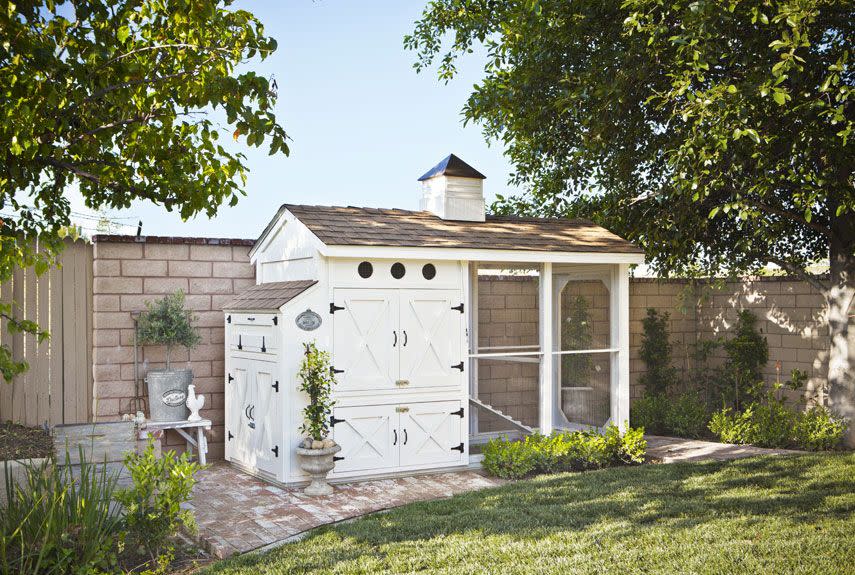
[767,256,829,292]
[746,199,832,238]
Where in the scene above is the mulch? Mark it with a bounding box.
[0,421,54,461]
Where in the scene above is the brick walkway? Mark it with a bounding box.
[187,464,504,558]
[645,435,802,463]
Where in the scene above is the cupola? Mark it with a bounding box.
[418,154,486,221]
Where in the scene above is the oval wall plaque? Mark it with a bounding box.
[162,389,187,407]
[295,309,322,331]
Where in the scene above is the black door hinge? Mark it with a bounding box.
[272,316,278,325]
[330,415,346,427]
[228,430,234,441]
[228,373,234,383]
[237,335,243,350]
[333,456,345,462]
[226,315,231,323]
[452,303,464,313]
[272,380,279,392]
[451,407,464,418]
[272,445,279,458]
[451,443,464,453]
[330,366,344,375]
[261,336,266,353]
[330,303,345,314]
[451,361,464,372]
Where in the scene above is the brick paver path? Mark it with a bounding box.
[187,464,504,558]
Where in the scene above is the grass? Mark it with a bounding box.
[205,454,855,574]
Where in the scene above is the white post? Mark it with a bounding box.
[467,262,479,435]
[611,264,631,429]
[539,262,554,433]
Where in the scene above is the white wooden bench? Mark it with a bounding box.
[137,419,212,465]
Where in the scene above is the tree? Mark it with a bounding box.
[407,0,854,442]
[0,0,288,382]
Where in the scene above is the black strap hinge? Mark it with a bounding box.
[330,366,344,375]
[226,315,231,323]
[272,445,279,458]
[451,407,464,418]
[272,380,279,392]
[451,443,464,453]
[333,456,344,462]
[452,361,464,372]
[261,336,266,353]
[330,303,345,314]
[272,316,278,325]
[237,335,242,350]
[228,430,234,441]
[330,415,346,427]
[452,303,464,313]
[228,373,234,383]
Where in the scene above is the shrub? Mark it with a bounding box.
[114,440,201,560]
[663,392,709,439]
[723,310,769,410]
[793,407,847,451]
[631,394,669,435]
[298,342,337,442]
[136,290,202,369]
[638,308,677,396]
[0,452,122,575]
[481,425,646,480]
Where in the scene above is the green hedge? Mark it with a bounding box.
[709,403,847,451]
[482,425,646,480]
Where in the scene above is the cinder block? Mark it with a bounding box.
[93,346,135,365]
[190,244,233,262]
[95,398,121,417]
[195,311,226,328]
[505,295,535,309]
[94,277,142,295]
[97,380,137,399]
[94,295,120,312]
[190,278,233,294]
[233,278,256,291]
[231,246,252,262]
[94,242,142,260]
[144,243,189,260]
[169,260,213,278]
[93,260,121,277]
[93,330,120,348]
[211,295,235,310]
[143,277,189,294]
[94,363,121,381]
[183,294,212,311]
[93,311,134,330]
[212,261,254,279]
[123,259,167,277]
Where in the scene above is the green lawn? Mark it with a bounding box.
[205,454,855,575]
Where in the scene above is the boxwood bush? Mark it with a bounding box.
[482,425,646,480]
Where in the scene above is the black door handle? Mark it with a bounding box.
[403,330,408,346]
[393,429,398,445]
[403,429,408,445]
[237,335,242,350]
[393,330,397,347]
[245,405,250,419]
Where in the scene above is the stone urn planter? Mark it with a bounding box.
[296,442,341,496]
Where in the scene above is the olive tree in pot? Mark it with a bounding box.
[296,342,340,496]
[137,291,202,422]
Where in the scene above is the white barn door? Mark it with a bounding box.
[252,361,280,476]
[331,404,397,473]
[399,400,464,467]
[226,358,252,464]
[399,289,463,388]
[332,289,399,391]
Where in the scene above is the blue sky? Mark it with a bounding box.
[73,1,518,239]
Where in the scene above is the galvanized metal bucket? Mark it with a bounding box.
[145,368,192,421]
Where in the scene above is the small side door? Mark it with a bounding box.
[399,289,464,389]
[330,404,398,473]
[251,360,281,476]
[225,358,253,464]
[332,289,399,391]
[398,400,465,468]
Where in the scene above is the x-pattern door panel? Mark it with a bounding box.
[227,359,252,464]
[399,400,464,467]
[333,289,399,391]
[399,290,462,388]
[332,405,397,473]
[253,361,279,475]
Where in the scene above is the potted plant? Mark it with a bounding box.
[137,290,202,422]
[295,342,340,496]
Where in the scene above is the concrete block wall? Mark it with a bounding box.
[91,235,255,459]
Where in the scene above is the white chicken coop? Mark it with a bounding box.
[223,154,644,485]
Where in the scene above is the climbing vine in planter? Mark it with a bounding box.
[298,342,336,442]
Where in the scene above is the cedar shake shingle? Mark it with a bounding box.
[222,280,317,311]
[279,204,642,254]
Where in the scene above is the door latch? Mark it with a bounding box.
[395,379,410,387]
[395,406,410,413]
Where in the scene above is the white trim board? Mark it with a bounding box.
[323,245,645,265]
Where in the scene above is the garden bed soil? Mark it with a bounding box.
[0,422,53,461]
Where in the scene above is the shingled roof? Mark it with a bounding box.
[273,204,643,254]
[223,280,317,311]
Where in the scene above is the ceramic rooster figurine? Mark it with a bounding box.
[186,384,205,421]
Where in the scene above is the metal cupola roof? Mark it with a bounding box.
[417,154,487,181]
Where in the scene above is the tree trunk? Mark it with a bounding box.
[827,211,855,447]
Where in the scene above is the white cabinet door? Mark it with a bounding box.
[332,289,399,391]
[399,290,463,389]
[251,360,281,476]
[399,400,465,467]
[226,358,253,464]
[331,404,398,473]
